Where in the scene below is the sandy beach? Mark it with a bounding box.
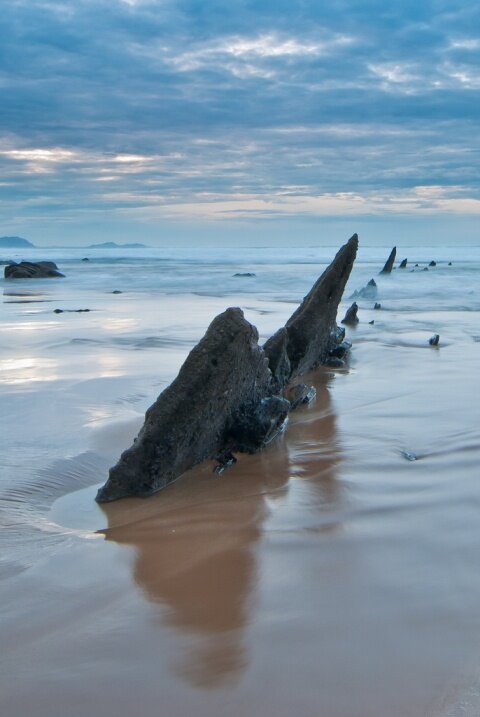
[1,246,480,717]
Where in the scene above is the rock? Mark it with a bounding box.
[429,260,436,267]
[96,308,289,502]
[53,309,64,314]
[350,278,377,300]
[379,247,396,274]
[112,290,123,294]
[263,234,358,388]
[341,302,359,326]
[324,356,345,368]
[374,302,381,310]
[329,340,352,359]
[233,272,256,277]
[213,451,237,475]
[399,258,408,268]
[96,235,359,503]
[423,267,428,272]
[53,308,90,313]
[368,320,374,325]
[401,451,417,462]
[429,334,440,346]
[448,262,452,266]
[5,261,65,279]
[286,384,316,410]
[82,257,90,262]
[415,263,419,267]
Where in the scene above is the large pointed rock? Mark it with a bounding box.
[379,247,396,274]
[96,308,288,502]
[263,234,358,387]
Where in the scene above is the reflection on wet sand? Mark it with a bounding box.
[99,370,344,688]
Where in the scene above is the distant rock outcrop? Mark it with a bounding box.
[379,247,396,274]
[96,234,359,502]
[0,236,35,248]
[350,278,377,300]
[399,258,407,268]
[4,261,65,279]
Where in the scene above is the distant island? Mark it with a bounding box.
[0,236,35,248]
[87,242,147,249]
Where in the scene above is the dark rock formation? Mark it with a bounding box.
[379,247,396,274]
[374,302,381,310]
[54,308,90,313]
[429,334,440,346]
[429,260,437,267]
[263,234,358,388]
[341,302,359,326]
[5,261,64,279]
[233,272,256,277]
[96,235,358,503]
[350,278,377,300]
[399,258,408,268]
[448,262,452,266]
[368,320,374,325]
[112,290,123,294]
[96,308,289,502]
[286,384,317,410]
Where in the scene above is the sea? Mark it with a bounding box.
[1,241,480,717]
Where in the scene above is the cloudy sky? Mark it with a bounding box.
[1,0,479,245]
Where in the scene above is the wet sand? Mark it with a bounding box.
[1,253,480,716]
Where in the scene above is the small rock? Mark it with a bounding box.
[233,272,256,277]
[448,262,452,266]
[423,267,429,271]
[341,302,359,326]
[112,290,123,294]
[429,334,440,346]
[429,260,436,267]
[82,257,90,262]
[399,258,408,268]
[324,356,345,368]
[368,320,374,325]
[53,309,64,314]
[374,302,381,310]
[287,384,317,410]
[379,247,397,275]
[401,451,417,462]
[213,451,237,475]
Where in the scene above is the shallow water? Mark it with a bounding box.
[1,243,480,716]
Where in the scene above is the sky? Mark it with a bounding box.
[0,0,479,246]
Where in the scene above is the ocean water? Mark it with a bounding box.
[1,241,480,717]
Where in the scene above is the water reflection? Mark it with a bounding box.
[99,370,344,687]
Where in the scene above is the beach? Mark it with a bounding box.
[1,244,480,717]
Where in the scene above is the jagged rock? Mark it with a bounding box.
[374,302,381,310]
[286,384,317,410]
[96,235,358,503]
[429,260,436,267]
[233,272,256,277]
[448,262,452,266]
[96,308,289,502]
[429,334,440,346]
[341,302,359,326]
[368,320,374,325]
[350,278,377,300]
[264,234,358,388]
[399,258,408,268]
[5,261,65,279]
[379,247,396,274]
[329,340,352,359]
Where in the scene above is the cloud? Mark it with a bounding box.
[0,0,479,242]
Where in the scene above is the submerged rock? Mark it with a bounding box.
[379,247,396,274]
[233,272,256,277]
[341,302,359,326]
[350,278,377,300]
[5,261,65,279]
[286,383,317,410]
[96,235,358,502]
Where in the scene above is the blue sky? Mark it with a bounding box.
[0,0,479,245]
